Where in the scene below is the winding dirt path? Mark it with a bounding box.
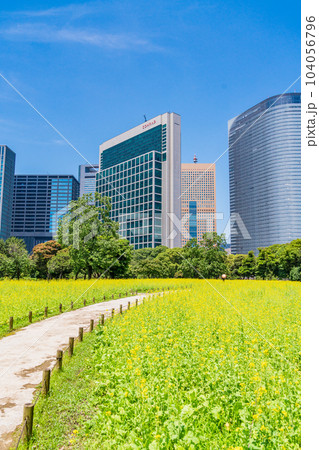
[0,294,145,449]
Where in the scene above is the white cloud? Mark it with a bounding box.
[4,2,101,19]
[1,23,160,51]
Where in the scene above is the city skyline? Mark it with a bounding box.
[0,0,301,234]
[1,89,301,252]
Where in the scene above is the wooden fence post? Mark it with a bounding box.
[9,317,13,331]
[78,327,83,342]
[23,403,34,442]
[42,369,50,395]
[83,299,86,306]
[119,293,121,298]
[56,350,63,370]
[136,298,138,307]
[120,304,123,314]
[112,294,114,299]
[111,308,114,318]
[90,319,94,332]
[29,311,32,323]
[44,307,48,318]
[128,301,130,310]
[101,314,105,325]
[59,303,62,313]
[93,297,95,303]
[103,295,106,301]
[70,301,73,310]
[68,337,74,357]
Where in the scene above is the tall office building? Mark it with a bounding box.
[228,93,301,255]
[97,113,181,249]
[0,145,16,241]
[11,175,79,252]
[181,157,216,246]
[78,164,99,197]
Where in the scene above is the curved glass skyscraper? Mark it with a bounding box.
[228,93,301,254]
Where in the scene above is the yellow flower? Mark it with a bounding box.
[106,411,112,416]
[72,429,78,434]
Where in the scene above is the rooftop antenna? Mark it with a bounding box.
[193,154,198,163]
[144,115,147,122]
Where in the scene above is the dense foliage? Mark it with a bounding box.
[129,233,227,279]
[129,238,301,281]
[28,281,301,449]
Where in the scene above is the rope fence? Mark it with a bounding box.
[12,289,164,448]
[0,289,142,335]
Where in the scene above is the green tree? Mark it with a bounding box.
[238,251,256,278]
[31,240,62,278]
[255,240,301,280]
[4,237,30,279]
[157,248,184,277]
[0,254,10,277]
[290,266,301,281]
[198,233,228,279]
[180,233,227,279]
[57,192,121,279]
[0,240,8,277]
[47,247,72,279]
[0,239,6,255]
[92,236,132,278]
[227,254,246,279]
[278,239,301,279]
[180,239,203,278]
[129,246,168,278]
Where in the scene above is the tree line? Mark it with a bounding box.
[0,194,301,281]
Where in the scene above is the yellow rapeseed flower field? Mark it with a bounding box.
[0,278,189,337]
[29,279,300,448]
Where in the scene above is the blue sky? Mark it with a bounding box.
[0,0,300,234]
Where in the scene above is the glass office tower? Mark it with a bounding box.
[11,175,79,252]
[78,164,99,197]
[0,145,16,241]
[97,113,181,249]
[228,93,301,255]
